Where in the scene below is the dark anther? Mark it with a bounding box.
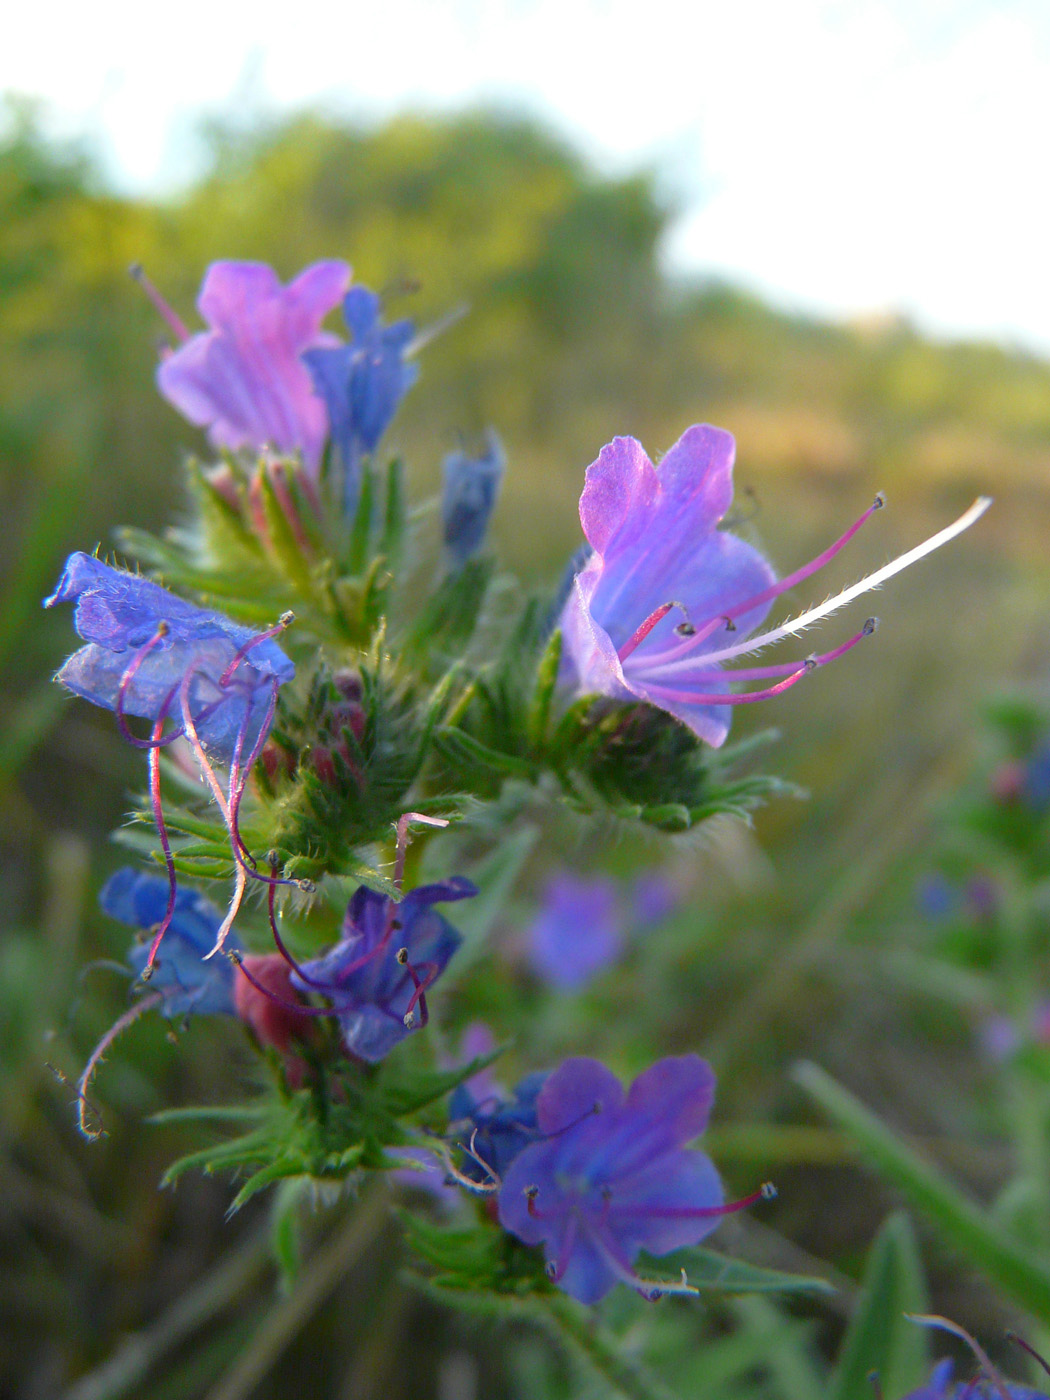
[862,617,879,635]
[760,1181,778,1200]
[524,1184,539,1199]
[139,962,155,983]
[226,949,243,966]
[545,1261,558,1280]
[674,621,697,637]
[267,849,282,868]
[723,615,737,632]
[873,491,886,509]
[156,620,170,636]
[296,879,316,894]
[396,947,409,965]
[278,611,295,627]
[803,657,818,672]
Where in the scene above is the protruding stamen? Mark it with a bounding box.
[905,1315,1013,1400]
[393,812,449,892]
[1007,1332,1050,1381]
[228,952,333,1019]
[696,497,992,670]
[115,625,185,749]
[265,870,330,990]
[75,992,163,1139]
[424,1137,500,1195]
[217,613,295,690]
[643,663,813,708]
[400,955,440,1028]
[639,495,889,673]
[617,600,694,663]
[141,711,178,979]
[609,1182,775,1220]
[129,264,191,343]
[663,618,879,685]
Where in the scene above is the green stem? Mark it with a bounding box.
[534,1292,678,1400]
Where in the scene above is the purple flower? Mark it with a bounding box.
[630,873,681,928]
[155,260,350,472]
[498,1054,751,1303]
[525,874,623,991]
[559,427,990,745]
[45,553,294,763]
[442,430,505,569]
[303,287,419,510]
[291,878,476,1062]
[100,868,239,1018]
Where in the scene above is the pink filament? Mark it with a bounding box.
[76,991,163,1139]
[130,264,191,343]
[639,494,883,670]
[141,711,179,979]
[642,660,814,708]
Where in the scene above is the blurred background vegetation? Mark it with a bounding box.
[5,97,1050,1398]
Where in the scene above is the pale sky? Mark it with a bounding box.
[6,0,1050,353]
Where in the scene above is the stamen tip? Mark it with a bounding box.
[278,611,295,628]
[396,947,409,965]
[128,262,144,281]
[873,491,886,510]
[760,1181,777,1201]
[863,616,879,635]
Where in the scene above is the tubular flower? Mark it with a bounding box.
[898,1358,1047,1399]
[46,553,295,971]
[441,429,505,570]
[289,879,476,1062]
[559,425,990,746]
[154,259,351,471]
[45,553,294,762]
[498,1054,770,1303]
[76,870,243,1139]
[101,868,239,1018]
[303,286,419,509]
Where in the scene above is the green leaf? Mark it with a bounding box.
[657,1247,835,1298]
[795,1061,1050,1325]
[526,627,562,750]
[828,1213,928,1400]
[434,727,533,778]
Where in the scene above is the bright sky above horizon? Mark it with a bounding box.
[6,0,1050,354]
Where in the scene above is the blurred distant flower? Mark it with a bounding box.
[45,553,295,763]
[559,426,988,745]
[499,1054,768,1303]
[291,879,475,1062]
[1024,743,1050,811]
[100,868,238,1018]
[441,429,505,569]
[978,1015,1020,1063]
[525,874,623,991]
[155,260,351,471]
[304,286,419,511]
[916,874,959,920]
[630,873,681,927]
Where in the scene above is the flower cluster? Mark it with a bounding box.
[48,256,990,1317]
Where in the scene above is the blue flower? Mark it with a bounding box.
[291,878,475,1062]
[99,867,239,1018]
[303,287,419,511]
[499,1054,753,1303]
[45,553,294,763]
[441,430,504,569]
[900,1359,1047,1398]
[525,874,623,991]
[450,1069,549,1185]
